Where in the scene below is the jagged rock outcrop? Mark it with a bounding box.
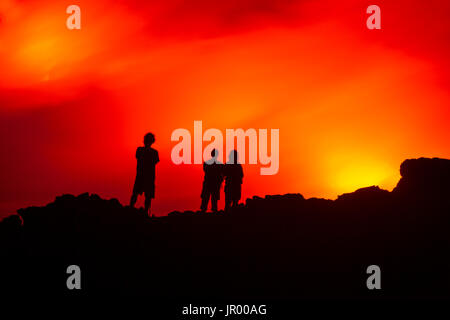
[1,158,449,299]
[394,157,450,200]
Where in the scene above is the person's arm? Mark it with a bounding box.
[136,147,143,159]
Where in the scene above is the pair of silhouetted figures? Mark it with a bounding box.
[129,133,243,216]
[201,148,244,212]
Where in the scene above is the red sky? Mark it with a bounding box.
[1,0,449,218]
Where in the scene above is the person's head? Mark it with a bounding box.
[228,150,239,163]
[211,149,218,159]
[144,132,155,147]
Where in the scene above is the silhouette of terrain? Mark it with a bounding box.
[1,157,449,299]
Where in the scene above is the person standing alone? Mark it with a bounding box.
[130,132,159,216]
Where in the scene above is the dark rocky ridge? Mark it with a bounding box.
[1,157,449,299]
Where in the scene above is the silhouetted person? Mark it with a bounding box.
[224,150,244,210]
[200,149,224,212]
[130,132,159,216]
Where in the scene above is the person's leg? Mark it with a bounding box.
[231,185,241,208]
[200,193,210,212]
[144,195,152,216]
[225,192,231,211]
[211,192,218,212]
[130,192,138,207]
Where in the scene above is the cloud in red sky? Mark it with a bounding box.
[0,0,449,218]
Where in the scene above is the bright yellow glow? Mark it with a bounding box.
[328,156,394,194]
[336,164,389,191]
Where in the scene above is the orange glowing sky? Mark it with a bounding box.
[1,0,449,217]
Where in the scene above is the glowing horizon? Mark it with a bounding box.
[1,0,449,217]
